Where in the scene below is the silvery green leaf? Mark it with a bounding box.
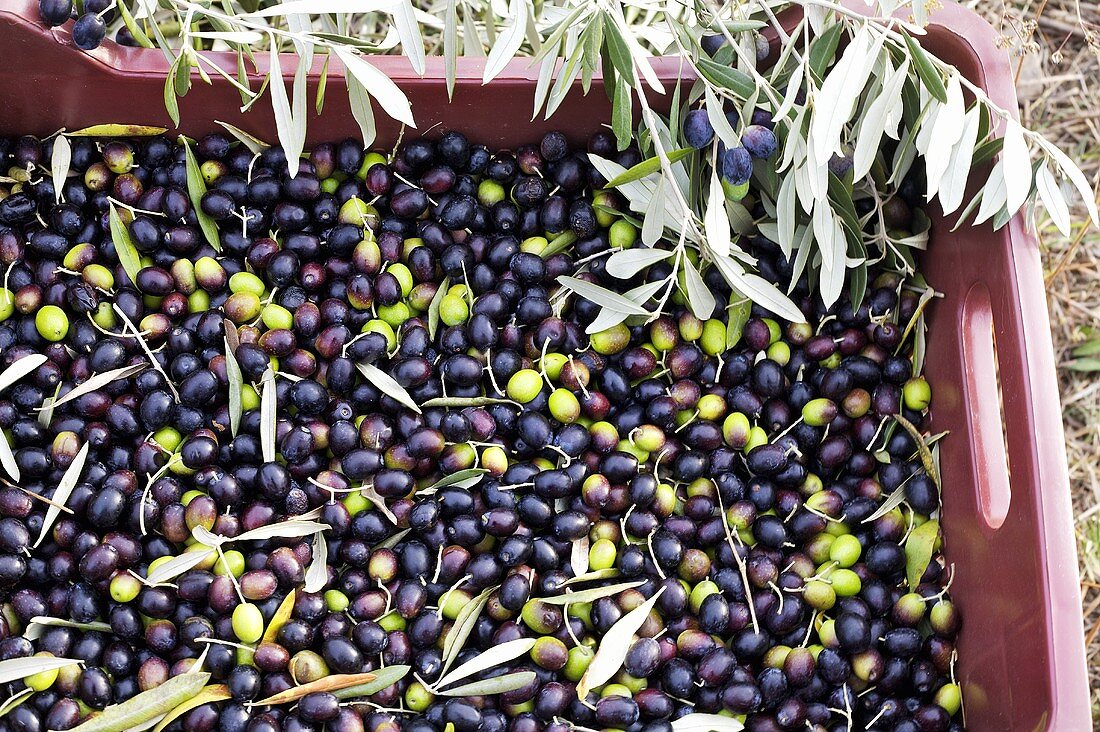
[304,527,328,593]
[726,293,751,349]
[335,47,415,128]
[215,121,269,154]
[145,550,216,585]
[775,172,797,258]
[605,248,672,279]
[585,308,632,336]
[421,396,514,408]
[182,140,221,251]
[33,441,89,549]
[682,259,715,322]
[1002,119,1033,215]
[356,363,422,414]
[570,535,589,578]
[704,169,730,258]
[444,0,459,99]
[346,73,377,149]
[24,617,111,641]
[853,58,909,180]
[564,568,620,585]
[461,1,483,57]
[0,689,32,722]
[773,62,804,123]
[862,487,908,524]
[260,368,277,462]
[1036,162,1071,238]
[484,0,528,83]
[0,354,47,394]
[557,277,649,317]
[42,364,147,413]
[393,0,426,75]
[539,580,645,605]
[234,520,329,544]
[811,25,880,165]
[576,587,664,698]
[938,106,981,215]
[623,278,668,305]
[817,206,848,308]
[712,256,806,324]
[0,431,17,483]
[670,713,745,731]
[1035,137,1099,225]
[974,160,1008,226]
[51,134,70,204]
[545,37,584,119]
[902,30,947,102]
[788,225,814,294]
[440,586,494,676]
[191,30,263,43]
[427,277,450,340]
[605,7,662,93]
[0,657,81,686]
[641,177,667,247]
[603,148,694,189]
[588,155,652,215]
[225,339,243,438]
[109,203,142,288]
[332,665,411,700]
[923,75,965,199]
[704,86,738,148]
[251,0,398,15]
[268,43,298,178]
[812,201,837,272]
[423,468,488,493]
[435,638,536,690]
[438,671,537,697]
[374,528,410,550]
[531,41,558,118]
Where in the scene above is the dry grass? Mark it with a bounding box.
[966,0,1100,719]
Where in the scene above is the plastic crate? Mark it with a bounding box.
[0,1,1090,728]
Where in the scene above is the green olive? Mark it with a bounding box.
[439,294,469,326]
[590,323,631,355]
[678,313,704,341]
[289,650,330,683]
[478,179,506,206]
[0,288,13,322]
[405,680,434,712]
[81,264,115,291]
[722,412,751,449]
[324,589,349,612]
[362,319,397,351]
[520,599,563,634]
[339,197,380,228]
[214,549,246,578]
[903,376,932,410]
[631,424,666,453]
[232,602,264,643]
[261,303,294,331]
[530,636,568,671]
[200,160,225,185]
[507,369,544,404]
[934,683,962,715]
[109,572,142,603]
[35,305,69,342]
[688,579,720,613]
[609,219,637,249]
[225,292,262,323]
[588,538,617,571]
[25,653,62,692]
[828,533,862,567]
[358,152,387,180]
[563,645,594,682]
[829,568,862,597]
[378,612,407,632]
[696,394,726,421]
[521,236,548,254]
[376,302,412,328]
[386,263,415,296]
[548,388,581,423]
[194,257,227,291]
[700,319,726,356]
[802,398,838,427]
[229,271,266,297]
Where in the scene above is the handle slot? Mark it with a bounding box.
[960,284,1012,529]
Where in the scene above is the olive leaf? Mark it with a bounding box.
[357,363,422,414]
[68,124,168,137]
[437,671,537,697]
[421,468,488,494]
[113,305,180,402]
[68,672,210,732]
[0,656,82,685]
[33,441,89,550]
[603,148,694,188]
[861,486,909,524]
[563,568,621,585]
[224,338,243,437]
[420,396,517,408]
[232,519,330,544]
[332,665,411,700]
[682,258,716,322]
[434,637,537,690]
[181,139,222,251]
[260,368,277,462]
[604,248,672,280]
[726,293,751,350]
[116,0,153,48]
[0,354,48,394]
[570,535,590,578]
[374,528,411,550]
[152,685,231,732]
[670,713,745,731]
[51,134,71,204]
[576,586,664,698]
[893,414,940,490]
[38,364,147,413]
[539,231,577,259]
[24,617,112,641]
[262,590,296,645]
[905,519,940,589]
[556,276,649,317]
[0,431,18,483]
[901,30,948,103]
[38,382,62,429]
[483,0,528,83]
[334,47,416,128]
[215,121,270,154]
[440,586,495,677]
[254,672,378,706]
[539,580,646,605]
[360,483,397,524]
[426,276,450,340]
[109,203,143,288]
[144,549,216,585]
[0,688,32,721]
[304,529,328,593]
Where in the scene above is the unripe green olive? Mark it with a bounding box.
[225,292,262,323]
[521,599,563,634]
[339,197,380,228]
[701,319,726,356]
[35,305,69,342]
[904,376,932,410]
[262,303,294,331]
[678,313,704,341]
[590,323,631,355]
[439,294,469,326]
[109,572,142,603]
[588,538,617,571]
[828,533,861,567]
[507,369,544,404]
[722,412,751,449]
[530,636,568,671]
[232,602,264,644]
[563,645,594,681]
[609,219,637,249]
[934,683,962,715]
[548,388,581,423]
[229,271,266,296]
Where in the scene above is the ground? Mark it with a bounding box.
[967,0,1100,719]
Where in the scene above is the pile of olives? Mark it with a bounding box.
[0,121,961,732]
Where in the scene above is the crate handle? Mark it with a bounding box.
[960,283,1011,529]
